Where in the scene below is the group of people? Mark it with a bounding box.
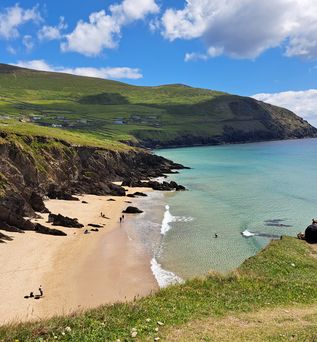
[119,214,125,223]
[100,212,106,218]
[24,286,43,299]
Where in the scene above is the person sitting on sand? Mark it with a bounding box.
[29,291,34,298]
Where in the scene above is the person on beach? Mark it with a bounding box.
[214,233,218,238]
[39,286,43,297]
[122,214,125,220]
[120,217,122,223]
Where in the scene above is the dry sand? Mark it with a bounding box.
[0,187,159,325]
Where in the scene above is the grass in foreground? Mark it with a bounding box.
[1,237,317,341]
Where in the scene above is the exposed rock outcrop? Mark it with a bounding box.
[121,178,186,191]
[122,206,143,214]
[48,213,84,228]
[35,223,67,236]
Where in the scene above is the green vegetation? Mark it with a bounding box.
[0,119,131,151]
[1,64,313,148]
[1,237,317,341]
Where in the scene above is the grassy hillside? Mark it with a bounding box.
[1,237,317,341]
[0,64,315,148]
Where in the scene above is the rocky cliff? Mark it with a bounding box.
[0,132,183,236]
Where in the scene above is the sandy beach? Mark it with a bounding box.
[0,187,159,325]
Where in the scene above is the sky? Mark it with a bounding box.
[1,0,317,126]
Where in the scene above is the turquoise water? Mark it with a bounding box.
[155,138,317,280]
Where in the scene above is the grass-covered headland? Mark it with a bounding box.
[0,63,316,149]
[1,237,317,341]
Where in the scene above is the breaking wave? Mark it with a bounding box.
[151,257,184,288]
[161,204,193,235]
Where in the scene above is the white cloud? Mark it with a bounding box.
[14,60,143,80]
[0,4,41,39]
[38,17,67,41]
[61,0,159,56]
[253,89,317,127]
[22,35,34,51]
[185,46,223,61]
[162,0,317,60]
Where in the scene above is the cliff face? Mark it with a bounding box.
[0,132,183,223]
[136,96,317,148]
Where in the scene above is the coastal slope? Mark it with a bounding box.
[0,63,316,148]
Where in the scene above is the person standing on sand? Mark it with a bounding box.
[39,286,43,297]
[120,217,122,223]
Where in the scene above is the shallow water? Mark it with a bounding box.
[153,138,317,280]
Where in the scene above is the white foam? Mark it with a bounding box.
[161,205,194,235]
[161,205,174,235]
[242,229,256,237]
[151,257,184,288]
[151,176,165,184]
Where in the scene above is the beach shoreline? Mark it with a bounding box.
[0,187,159,325]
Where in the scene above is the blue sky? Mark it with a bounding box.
[1,0,317,125]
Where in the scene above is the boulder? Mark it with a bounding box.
[108,183,126,196]
[305,224,317,243]
[133,192,148,197]
[122,206,143,214]
[47,185,79,201]
[35,223,67,236]
[29,192,49,213]
[48,213,84,228]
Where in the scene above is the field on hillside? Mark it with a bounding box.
[1,64,313,148]
[0,65,229,145]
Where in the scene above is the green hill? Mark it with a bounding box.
[0,63,316,148]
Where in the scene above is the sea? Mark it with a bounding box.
[125,138,317,288]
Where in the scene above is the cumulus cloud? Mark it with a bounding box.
[162,0,317,60]
[0,4,41,39]
[253,89,317,127]
[38,17,67,41]
[61,0,159,56]
[14,60,143,80]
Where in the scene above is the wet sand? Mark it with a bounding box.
[0,187,158,325]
